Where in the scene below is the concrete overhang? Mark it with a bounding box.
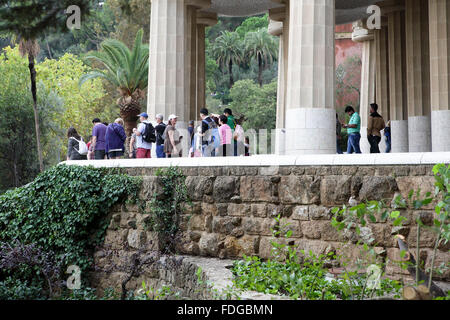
[202,0,380,24]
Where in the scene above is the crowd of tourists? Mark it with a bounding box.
[66,108,251,160]
[336,103,390,155]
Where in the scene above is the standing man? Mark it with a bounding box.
[343,106,362,154]
[200,108,216,157]
[155,114,166,158]
[134,112,153,159]
[91,118,107,160]
[336,113,343,154]
[105,118,127,159]
[367,103,385,154]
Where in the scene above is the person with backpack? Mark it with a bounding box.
[134,112,155,159]
[67,127,88,160]
[155,114,167,158]
[105,118,127,159]
[163,114,183,158]
[200,108,220,157]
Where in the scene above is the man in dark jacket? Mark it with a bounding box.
[105,118,127,159]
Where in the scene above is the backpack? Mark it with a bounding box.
[142,122,156,143]
[71,137,88,155]
[203,119,220,149]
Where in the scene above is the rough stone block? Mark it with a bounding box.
[199,233,220,257]
[359,176,398,202]
[319,221,342,242]
[213,176,239,202]
[242,217,276,236]
[309,205,332,220]
[292,206,309,221]
[140,176,165,200]
[407,226,438,248]
[280,218,302,238]
[212,216,242,234]
[240,176,277,202]
[185,176,214,201]
[227,203,251,217]
[320,176,352,206]
[127,230,146,249]
[301,221,321,239]
[279,176,320,205]
[396,176,436,209]
[251,203,268,218]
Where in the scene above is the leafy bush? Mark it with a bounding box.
[144,166,190,254]
[0,164,141,299]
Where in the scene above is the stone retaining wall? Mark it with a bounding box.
[91,164,449,295]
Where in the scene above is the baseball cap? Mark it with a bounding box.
[138,112,149,118]
[168,114,178,121]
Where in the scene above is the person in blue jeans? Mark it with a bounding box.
[155,114,166,158]
[343,106,362,154]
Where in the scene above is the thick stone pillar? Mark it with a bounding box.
[285,0,336,155]
[429,0,450,152]
[375,26,390,121]
[148,0,188,126]
[186,5,197,122]
[196,11,217,123]
[270,5,288,155]
[353,20,376,154]
[388,10,409,153]
[406,0,432,152]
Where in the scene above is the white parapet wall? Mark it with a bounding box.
[61,152,450,168]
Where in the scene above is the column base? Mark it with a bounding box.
[391,120,409,153]
[274,128,286,155]
[285,108,335,155]
[432,110,450,152]
[408,116,432,152]
[360,127,388,154]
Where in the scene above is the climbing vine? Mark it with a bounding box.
[0,164,141,299]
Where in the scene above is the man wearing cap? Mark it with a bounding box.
[133,112,153,158]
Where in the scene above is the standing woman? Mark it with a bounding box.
[67,127,87,160]
[164,114,183,158]
[218,115,232,157]
[367,103,386,153]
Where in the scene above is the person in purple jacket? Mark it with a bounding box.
[91,118,108,160]
[105,118,127,159]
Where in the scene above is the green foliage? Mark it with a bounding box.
[229,79,277,131]
[80,28,149,95]
[144,167,190,254]
[0,0,91,40]
[0,164,141,299]
[0,46,67,191]
[235,14,269,39]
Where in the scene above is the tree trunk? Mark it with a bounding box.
[28,53,44,172]
[258,54,263,87]
[229,60,234,88]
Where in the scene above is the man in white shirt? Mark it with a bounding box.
[134,112,153,158]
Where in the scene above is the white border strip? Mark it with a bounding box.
[61,152,450,168]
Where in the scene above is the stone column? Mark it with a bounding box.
[196,11,217,122]
[284,0,336,155]
[269,5,288,155]
[186,5,198,122]
[353,20,376,154]
[375,26,390,122]
[388,10,409,153]
[148,0,188,126]
[406,0,432,152]
[429,0,450,152]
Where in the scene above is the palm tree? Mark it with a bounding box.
[79,29,149,137]
[212,31,243,88]
[244,29,278,87]
[0,0,92,172]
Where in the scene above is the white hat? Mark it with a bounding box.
[168,114,178,121]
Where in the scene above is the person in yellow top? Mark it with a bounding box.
[367,103,386,154]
